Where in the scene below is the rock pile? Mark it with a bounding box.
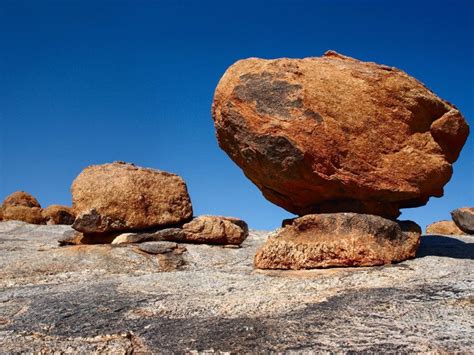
[0,191,74,225]
[212,50,469,269]
[63,162,248,248]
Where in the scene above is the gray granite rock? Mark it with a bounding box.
[0,221,473,353]
[451,207,474,234]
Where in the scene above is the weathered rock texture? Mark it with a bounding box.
[1,221,473,352]
[111,215,248,245]
[2,191,41,208]
[212,51,469,218]
[180,215,249,245]
[426,220,466,236]
[42,205,75,225]
[71,162,193,233]
[254,213,421,269]
[451,207,474,234]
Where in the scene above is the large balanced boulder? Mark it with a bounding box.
[254,213,421,269]
[426,220,466,235]
[42,205,75,225]
[451,207,474,234]
[71,162,193,233]
[212,51,469,219]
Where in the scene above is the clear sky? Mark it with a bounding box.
[1,0,473,230]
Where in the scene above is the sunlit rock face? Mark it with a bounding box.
[212,51,469,219]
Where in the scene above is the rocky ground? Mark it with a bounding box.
[0,221,473,353]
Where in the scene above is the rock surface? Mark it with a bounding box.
[0,221,473,352]
[426,220,466,235]
[42,205,75,225]
[71,162,193,233]
[2,206,45,224]
[2,191,41,208]
[255,213,421,269]
[451,207,474,234]
[212,51,469,218]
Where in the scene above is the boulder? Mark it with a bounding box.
[254,213,421,269]
[111,216,249,246]
[2,191,41,208]
[0,207,3,221]
[451,207,474,234]
[426,220,466,235]
[180,215,249,245]
[2,206,45,224]
[42,205,75,225]
[71,162,193,233]
[212,51,469,219]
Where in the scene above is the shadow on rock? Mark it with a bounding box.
[417,235,474,260]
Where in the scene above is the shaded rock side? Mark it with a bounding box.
[426,220,466,235]
[451,207,474,234]
[71,162,193,233]
[2,191,41,208]
[42,205,75,225]
[254,213,421,269]
[212,51,469,218]
[2,206,45,224]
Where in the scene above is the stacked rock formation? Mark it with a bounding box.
[212,51,469,269]
[63,162,248,247]
[0,191,74,225]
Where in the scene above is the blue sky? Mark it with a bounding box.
[1,0,473,230]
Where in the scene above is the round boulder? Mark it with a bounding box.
[42,205,76,225]
[2,191,41,208]
[212,51,469,218]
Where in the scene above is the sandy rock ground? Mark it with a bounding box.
[0,221,473,353]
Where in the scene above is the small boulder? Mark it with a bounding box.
[426,220,466,235]
[2,206,45,224]
[180,215,249,245]
[42,205,75,225]
[451,207,474,234]
[71,162,193,233]
[2,191,41,208]
[254,213,420,269]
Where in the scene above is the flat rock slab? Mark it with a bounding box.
[0,221,473,352]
